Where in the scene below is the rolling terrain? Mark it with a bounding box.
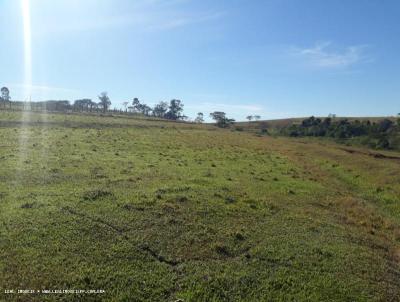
[1,111,400,301]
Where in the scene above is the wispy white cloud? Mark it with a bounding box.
[146,11,225,31]
[291,41,371,69]
[33,0,224,34]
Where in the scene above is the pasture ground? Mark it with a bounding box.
[1,111,400,301]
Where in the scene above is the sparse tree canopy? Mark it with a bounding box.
[210,111,235,128]
[132,98,140,112]
[246,115,261,121]
[165,99,184,120]
[138,103,152,116]
[195,112,204,123]
[130,98,151,116]
[74,99,92,111]
[98,92,111,113]
[1,87,10,102]
[153,101,169,118]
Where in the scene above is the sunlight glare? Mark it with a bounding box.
[22,0,32,100]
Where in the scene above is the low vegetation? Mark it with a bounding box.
[1,111,400,301]
[281,116,400,150]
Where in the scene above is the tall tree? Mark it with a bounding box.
[166,99,184,120]
[1,87,10,103]
[210,111,235,128]
[74,99,91,111]
[132,98,141,112]
[246,115,253,122]
[138,103,152,116]
[122,101,129,112]
[153,101,169,118]
[98,92,111,113]
[195,112,204,123]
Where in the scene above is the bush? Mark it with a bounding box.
[280,117,399,150]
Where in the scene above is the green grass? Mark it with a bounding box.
[1,111,400,301]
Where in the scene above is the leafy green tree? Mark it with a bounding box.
[88,100,97,112]
[166,99,184,120]
[246,115,253,121]
[195,112,204,123]
[138,103,152,116]
[1,87,10,106]
[98,92,111,113]
[210,111,235,128]
[74,99,92,111]
[153,101,169,118]
[132,98,141,112]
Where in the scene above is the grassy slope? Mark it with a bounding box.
[1,111,400,301]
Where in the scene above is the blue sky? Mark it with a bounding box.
[1,0,399,121]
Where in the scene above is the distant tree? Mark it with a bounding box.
[130,98,151,115]
[98,92,111,113]
[73,99,83,111]
[83,99,92,111]
[88,100,97,112]
[153,101,169,118]
[165,99,184,120]
[246,115,253,122]
[254,115,261,121]
[74,99,92,112]
[42,100,71,112]
[194,112,204,123]
[210,111,235,128]
[1,87,10,107]
[132,98,140,112]
[138,103,152,116]
[122,101,129,112]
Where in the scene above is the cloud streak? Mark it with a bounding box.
[33,0,224,34]
[292,41,371,69]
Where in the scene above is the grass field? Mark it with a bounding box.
[1,111,400,301]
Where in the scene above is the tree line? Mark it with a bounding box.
[281,116,400,150]
[0,87,187,121]
[1,86,244,125]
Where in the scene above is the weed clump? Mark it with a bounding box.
[225,196,236,203]
[83,189,113,201]
[234,232,245,241]
[21,202,35,209]
[215,244,232,257]
[175,196,188,203]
